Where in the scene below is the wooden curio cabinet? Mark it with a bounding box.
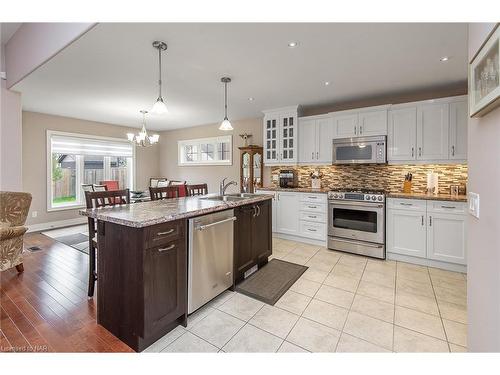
[239,145,264,193]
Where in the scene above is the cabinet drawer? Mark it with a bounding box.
[145,221,183,249]
[299,193,327,204]
[299,201,326,213]
[427,201,466,214]
[299,221,326,240]
[299,211,326,223]
[387,198,426,211]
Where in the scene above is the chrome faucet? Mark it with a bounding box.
[219,177,238,196]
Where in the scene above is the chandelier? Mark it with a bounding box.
[127,110,159,147]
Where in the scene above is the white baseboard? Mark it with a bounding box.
[387,252,467,273]
[273,232,327,247]
[27,217,87,233]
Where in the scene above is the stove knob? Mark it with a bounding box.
[377,196,383,201]
[365,196,370,200]
[339,194,344,199]
[371,195,376,201]
[333,193,338,199]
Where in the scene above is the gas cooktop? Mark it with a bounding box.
[328,188,385,202]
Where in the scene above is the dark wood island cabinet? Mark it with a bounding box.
[80,194,273,352]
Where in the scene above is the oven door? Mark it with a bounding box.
[328,200,384,244]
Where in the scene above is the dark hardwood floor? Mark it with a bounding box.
[0,232,133,352]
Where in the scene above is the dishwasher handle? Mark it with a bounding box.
[196,216,237,231]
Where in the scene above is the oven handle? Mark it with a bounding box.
[329,200,384,209]
[331,237,384,248]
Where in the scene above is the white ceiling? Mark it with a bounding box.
[14,23,468,131]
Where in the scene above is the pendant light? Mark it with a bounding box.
[151,41,168,114]
[219,77,233,131]
[127,110,159,147]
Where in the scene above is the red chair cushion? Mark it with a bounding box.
[100,180,120,191]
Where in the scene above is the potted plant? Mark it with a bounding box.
[310,169,323,189]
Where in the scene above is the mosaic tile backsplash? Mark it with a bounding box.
[270,164,468,194]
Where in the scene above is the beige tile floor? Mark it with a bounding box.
[145,236,468,353]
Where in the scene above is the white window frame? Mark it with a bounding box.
[178,135,232,166]
[46,130,136,212]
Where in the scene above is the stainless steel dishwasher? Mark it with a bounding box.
[188,209,236,314]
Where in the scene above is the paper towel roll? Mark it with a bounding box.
[427,172,438,194]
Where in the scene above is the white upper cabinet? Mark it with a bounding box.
[263,106,299,165]
[358,109,388,136]
[298,115,334,164]
[388,107,417,161]
[449,100,468,160]
[316,117,334,162]
[298,118,317,164]
[333,113,358,138]
[417,103,449,160]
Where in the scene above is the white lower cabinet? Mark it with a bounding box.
[275,191,300,235]
[387,208,427,258]
[387,198,467,267]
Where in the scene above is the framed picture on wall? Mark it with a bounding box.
[469,24,500,117]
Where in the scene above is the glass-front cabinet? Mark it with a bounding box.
[239,145,263,193]
[262,106,299,165]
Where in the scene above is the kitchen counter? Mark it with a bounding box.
[387,192,467,202]
[79,193,273,228]
[256,186,329,194]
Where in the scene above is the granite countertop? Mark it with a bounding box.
[79,194,274,228]
[256,186,330,194]
[387,192,467,202]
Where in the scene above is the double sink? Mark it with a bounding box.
[200,193,260,202]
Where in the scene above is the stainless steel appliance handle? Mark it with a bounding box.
[332,237,384,248]
[196,216,237,231]
[329,200,384,209]
[157,228,175,236]
[158,244,176,252]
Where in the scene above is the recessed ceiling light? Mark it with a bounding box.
[440,56,449,62]
[324,81,330,86]
[248,97,255,101]
[288,41,298,48]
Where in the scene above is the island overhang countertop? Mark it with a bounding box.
[79,194,274,228]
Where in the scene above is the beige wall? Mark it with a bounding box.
[22,111,160,226]
[467,23,500,352]
[159,117,271,194]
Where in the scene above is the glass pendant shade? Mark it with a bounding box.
[151,97,168,114]
[219,117,233,131]
[127,110,159,147]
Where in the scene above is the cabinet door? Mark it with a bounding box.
[280,113,297,163]
[255,191,277,232]
[234,205,256,278]
[387,208,426,258]
[388,107,417,161]
[417,103,449,160]
[276,192,299,235]
[427,213,467,265]
[359,110,388,136]
[143,239,186,334]
[252,200,272,263]
[263,115,280,164]
[298,118,317,163]
[333,113,358,138]
[449,101,468,160]
[316,117,334,162]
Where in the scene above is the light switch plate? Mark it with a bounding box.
[468,192,480,218]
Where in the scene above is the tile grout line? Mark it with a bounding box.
[428,267,452,352]
[393,262,398,352]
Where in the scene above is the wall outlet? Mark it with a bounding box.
[31,211,38,218]
[468,192,480,219]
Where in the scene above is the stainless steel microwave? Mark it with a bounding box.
[332,135,387,164]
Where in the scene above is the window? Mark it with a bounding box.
[178,135,232,166]
[47,131,135,211]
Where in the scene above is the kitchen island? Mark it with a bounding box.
[80,193,273,352]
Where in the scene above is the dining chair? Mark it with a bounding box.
[84,189,130,297]
[149,185,180,200]
[186,183,208,196]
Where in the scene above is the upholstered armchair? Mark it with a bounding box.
[0,192,32,273]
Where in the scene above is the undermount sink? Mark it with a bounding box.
[200,195,247,202]
[225,193,260,198]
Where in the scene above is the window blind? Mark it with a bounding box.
[51,134,133,157]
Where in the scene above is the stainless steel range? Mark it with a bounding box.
[327,188,385,259]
